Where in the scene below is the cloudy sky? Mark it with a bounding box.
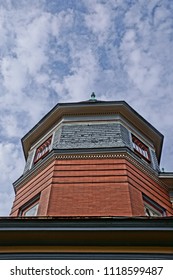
[0,0,173,216]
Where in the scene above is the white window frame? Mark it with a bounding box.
[143,195,165,217]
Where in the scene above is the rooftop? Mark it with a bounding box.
[21,98,163,163]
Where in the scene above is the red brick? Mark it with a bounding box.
[10,158,173,217]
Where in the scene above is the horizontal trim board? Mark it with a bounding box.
[0,245,173,253]
[0,253,172,260]
[1,217,173,228]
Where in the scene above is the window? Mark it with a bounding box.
[132,134,150,162]
[143,195,165,217]
[34,136,52,164]
[22,202,39,216]
[19,195,40,217]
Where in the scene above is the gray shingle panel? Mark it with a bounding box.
[52,127,62,149]
[54,123,130,149]
[120,124,132,148]
[23,123,159,173]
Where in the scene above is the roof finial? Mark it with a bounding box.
[90,92,96,101]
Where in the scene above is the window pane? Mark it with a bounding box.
[34,136,52,163]
[132,135,150,161]
[144,203,163,217]
[24,203,39,216]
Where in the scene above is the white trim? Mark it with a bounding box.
[28,149,36,171]
[30,122,63,151]
[144,202,163,217]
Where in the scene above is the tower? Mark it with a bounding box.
[10,97,173,217]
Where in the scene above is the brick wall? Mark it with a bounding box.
[10,157,173,217]
[10,162,54,216]
[126,161,173,216]
[48,158,132,216]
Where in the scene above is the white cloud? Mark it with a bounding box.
[0,142,24,215]
[0,0,173,216]
[52,47,99,101]
[84,0,113,45]
[1,56,27,93]
[0,142,24,183]
[50,9,74,38]
[0,114,22,138]
[0,192,14,216]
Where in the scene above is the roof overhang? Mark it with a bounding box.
[159,172,173,190]
[0,217,173,250]
[22,101,163,163]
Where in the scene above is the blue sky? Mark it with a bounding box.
[0,0,173,216]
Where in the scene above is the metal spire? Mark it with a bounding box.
[90,92,97,101]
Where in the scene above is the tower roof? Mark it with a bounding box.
[22,100,163,163]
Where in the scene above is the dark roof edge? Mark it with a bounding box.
[159,172,173,177]
[0,216,173,230]
[21,100,164,148]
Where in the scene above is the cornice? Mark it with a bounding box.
[13,147,168,192]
